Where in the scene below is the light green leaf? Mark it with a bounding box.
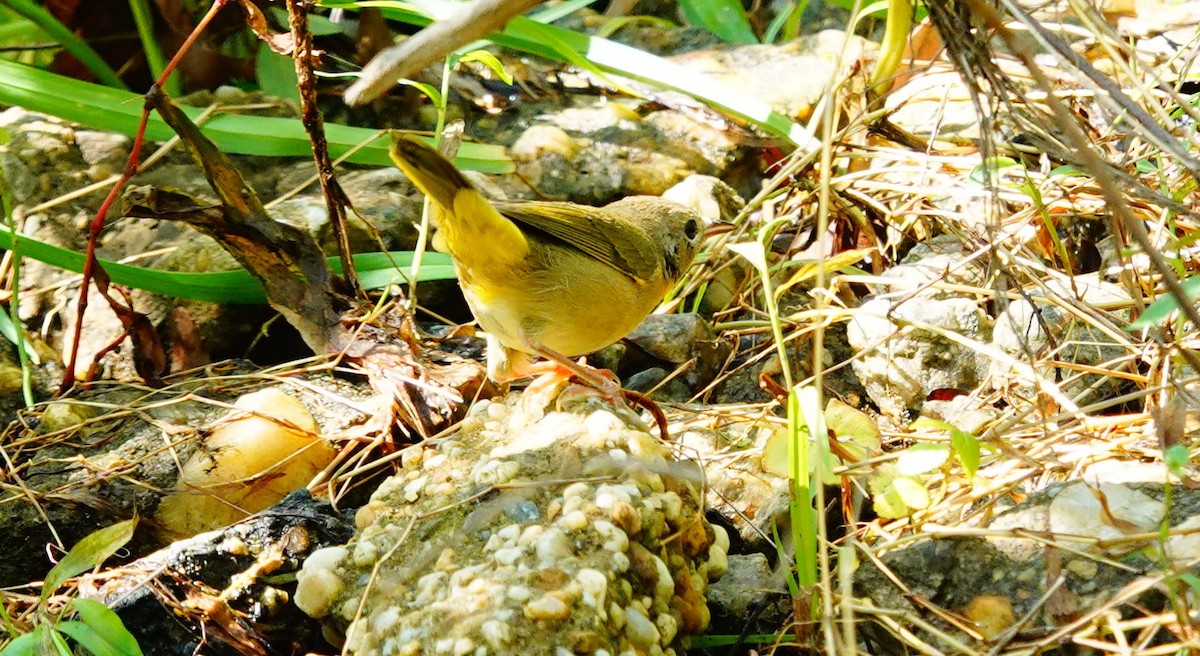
[896,443,950,476]
[41,519,137,604]
[456,50,514,85]
[680,0,758,44]
[61,599,142,656]
[950,427,981,480]
[891,476,931,510]
[1128,276,1200,329]
[0,631,38,656]
[255,43,301,107]
[398,79,444,106]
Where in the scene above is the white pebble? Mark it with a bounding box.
[371,606,401,634]
[660,492,683,520]
[497,524,521,541]
[706,543,728,581]
[562,510,589,531]
[624,606,660,647]
[585,410,625,434]
[563,481,590,499]
[537,528,573,561]
[304,546,348,572]
[608,448,629,461]
[352,540,378,567]
[712,524,729,552]
[480,619,510,648]
[611,551,630,573]
[494,546,524,566]
[524,594,570,621]
[454,637,475,656]
[656,613,678,644]
[653,556,673,603]
[518,525,544,547]
[577,568,608,607]
[594,492,617,510]
[403,476,427,502]
[424,453,448,468]
[436,637,455,653]
[507,585,533,602]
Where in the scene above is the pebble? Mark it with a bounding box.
[624,606,660,647]
[524,594,571,621]
[536,528,572,561]
[494,546,524,566]
[562,510,589,531]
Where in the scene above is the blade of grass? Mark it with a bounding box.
[0,58,512,173]
[679,0,759,44]
[0,225,456,304]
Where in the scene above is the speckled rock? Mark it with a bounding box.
[296,393,727,655]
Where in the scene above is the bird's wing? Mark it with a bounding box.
[493,200,660,282]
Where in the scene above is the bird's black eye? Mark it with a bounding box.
[684,219,700,240]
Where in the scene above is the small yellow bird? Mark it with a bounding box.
[389,134,705,386]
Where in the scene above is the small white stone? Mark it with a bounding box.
[556,648,574,656]
[293,567,343,618]
[480,619,510,648]
[507,585,533,602]
[624,606,660,647]
[537,528,573,561]
[562,495,585,515]
[577,568,608,607]
[712,524,730,552]
[524,594,570,620]
[436,637,455,653]
[352,540,379,567]
[403,475,428,502]
[653,556,673,603]
[371,606,401,634]
[454,637,475,656]
[660,492,683,520]
[424,453,448,468]
[608,449,629,461]
[611,551,630,573]
[487,402,507,419]
[563,481,591,499]
[562,510,589,531]
[656,613,678,644]
[517,525,544,547]
[497,523,522,541]
[595,492,617,510]
[706,543,728,581]
[304,546,348,573]
[494,546,524,566]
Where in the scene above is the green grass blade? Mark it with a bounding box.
[0,58,512,173]
[0,225,457,304]
[679,0,759,44]
[1128,276,1200,329]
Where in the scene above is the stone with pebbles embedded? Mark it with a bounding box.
[297,392,723,655]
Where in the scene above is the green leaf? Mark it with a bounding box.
[1128,276,1200,329]
[896,443,950,475]
[680,0,758,44]
[950,427,981,480]
[891,476,930,510]
[60,599,142,656]
[0,58,512,174]
[1165,444,1191,477]
[0,225,456,304]
[41,519,137,604]
[255,43,301,107]
[456,50,514,85]
[398,79,444,107]
[0,631,38,656]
